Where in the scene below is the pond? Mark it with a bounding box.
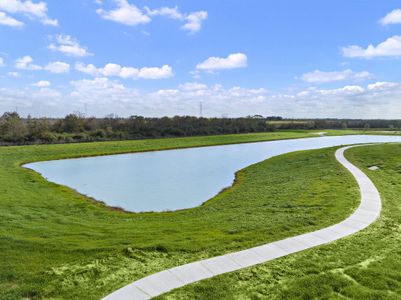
[24,135,401,212]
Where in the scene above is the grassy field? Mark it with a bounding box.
[0,130,365,299]
[322,129,398,136]
[159,143,401,299]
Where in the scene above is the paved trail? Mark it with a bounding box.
[104,145,381,300]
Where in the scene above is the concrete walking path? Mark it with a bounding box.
[103,145,381,300]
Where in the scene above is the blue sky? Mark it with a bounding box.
[1,0,401,118]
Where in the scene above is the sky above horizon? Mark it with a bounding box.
[1,0,401,118]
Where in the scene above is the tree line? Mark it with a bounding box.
[1,112,400,145]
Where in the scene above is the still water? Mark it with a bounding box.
[25,135,401,212]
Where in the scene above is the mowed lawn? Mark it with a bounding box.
[0,131,363,299]
[160,143,401,300]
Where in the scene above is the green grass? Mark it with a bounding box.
[159,143,401,300]
[0,131,362,299]
[320,129,401,136]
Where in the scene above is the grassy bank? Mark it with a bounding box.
[0,131,362,299]
[160,143,401,299]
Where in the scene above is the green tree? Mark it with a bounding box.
[62,113,85,133]
[0,112,26,142]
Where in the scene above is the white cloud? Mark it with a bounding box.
[0,57,4,67]
[178,82,208,91]
[70,77,127,94]
[75,62,173,80]
[49,35,92,57]
[0,86,63,116]
[318,85,365,96]
[3,81,401,119]
[292,85,365,98]
[146,7,207,33]
[342,35,401,58]
[380,9,401,26]
[97,0,150,26]
[301,69,373,83]
[182,11,207,33]
[0,78,269,117]
[63,80,401,119]
[75,62,98,76]
[272,83,401,118]
[15,56,70,74]
[44,61,70,74]
[32,80,50,87]
[138,65,173,79]
[367,81,399,90]
[0,0,58,26]
[69,77,142,111]
[8,71,19,77]
[15,55,41,70]
[145,6,182,20]
[196,53,248,71]
[0,11,23,27]
[98,2,207,33]
[101,63,122,76]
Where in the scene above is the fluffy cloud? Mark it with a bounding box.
[380,9,401,26]
[44,61,70,74]
[97,0,150,26]
[137,65,173,79]
[69,77,143,112]
[288,82,401,117]
[97,1,207,33]
[8,72,19,77]
[0,86,63,116]
[146,6,207,33]
[145,6,182,20]
[178,82,208,91]
[70,77,128,96]
[3,80,401,118]
[317,85,365,96]
[0,57,4,67]
[0,11,23,27]
[75,62,173,80]
[15,56,70,73]
[67,79,268,117]
[32,80,50,87]
[301,69,373,83]
[196,53,248,71]
[367,81,399,90]
[342,35,401,58]
[49,35,92,57]
[182,11,207,33]
[151,84,267,103]
[75,63,98,76]
[0,0,58,26]
[15,56,41,70]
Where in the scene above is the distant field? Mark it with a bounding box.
[319,129,401,136]
[160,144,401,299]
[268,120,314,125]
[0,130,365,299]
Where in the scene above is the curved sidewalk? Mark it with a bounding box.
[103,145,381,300]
